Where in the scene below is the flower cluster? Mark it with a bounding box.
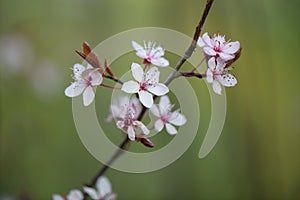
[53,176,116,200]
[197,32,240,94]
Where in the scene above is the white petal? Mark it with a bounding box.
[151,57,169,67]
[203,47,216,56]
[206,69,213,83]
[159,95,170,109]
[135,121,150,135]
[197,37,205,47]
[121,81,139,93]
[207,57,216,69]
[73,64,86,80]
[170,111,187,126]
[132,41,147,58]
[145,67,159,83]
[165,123,177,135]
[218,52,234,61]
[67,190,83,200]
[223,41,240,54]
[138,90,153,108]
[83,186,99,200]
[105,193,117,200]
[151,46,164,58]
[52,194,64,200]
[96,176,112,198]
[215,57,226,70]
[64,82,85,97]
[148,83,169,96]
[212,81,222,95]
[202,32,214,48]
[154,119,164,132]
[127,125,135,141]
[131,63,144,82]
[90,71,103,86]
[83,86,95,106]
[150,104,160,117]
[218,73,237,87]
[116,120,124,129]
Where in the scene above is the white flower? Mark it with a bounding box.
[206,57,237,95]
[83,176,117,200]
[150,96,187,135]
[106,96,141,122]
[64,64,103,106]
[121,63,169,108]
[132,41,169,67]
[53,189,83,200]
[197,32,240,61]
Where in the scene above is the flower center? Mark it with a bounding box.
[84,76,92,86]
[139,81,148,91]
[143,57,151,65]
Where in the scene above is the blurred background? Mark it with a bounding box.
[1,0,299,199]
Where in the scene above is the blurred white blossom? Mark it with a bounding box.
[83,176,117,200]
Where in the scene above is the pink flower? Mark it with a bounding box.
[121,63,169,108]
[64,64,102,106]
[206,58,237,95]
[132,41,169,67]
[83,176,117,200]
[150,96,186,135]
[197,32,240,61]
[52,189,83,200]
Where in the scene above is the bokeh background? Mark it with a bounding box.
[1,0,300,199]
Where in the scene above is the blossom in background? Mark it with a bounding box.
[83,176,117,200]
[64,64,102,106]
[115,99,149,140]
[206,57,237,95]
[132,41,169,67]
[121,63,169,108]
[106,96,141,122]
[53,189,83,200]
[197,32,240,61]
[150,95,187,135]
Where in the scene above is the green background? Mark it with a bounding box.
[1,0,299,199]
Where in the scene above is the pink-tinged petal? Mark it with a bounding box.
[90,71,103,86]
[83,86,95,106]
[203,47,217,56]
[145,67,159,83]
[121,81,139,93]
[116,120,124,129]
[223,41,240,54]
[67,190,83,200]
[151,57,169,67]
[96,176,112,198]
[207,57,216,69]
[150,104,160,117]
[127,125,135,140]
[154,119,164,132]
[212,81,222,95]
[132,41,147,58]
[64,82,85,97]
[83,186,99,200]
[218,52,234,61]
[170,111,187,126]
[148,83,169,96]
[138,90,153,108]
[135,121,150,135]
[159,95,171,113]
[202,32,214,48]
[218,73,237,87]
[73,63,86,80]
[206,69,213,83]
[52,194,64,200]
[131,63,144,82]
[165,123,177,135]
[197,37,205,47]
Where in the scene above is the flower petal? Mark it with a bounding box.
[96,176,112,198]
[132,41,147,58]
[218,52,234,61]
[105,193,117,200]
[135,121,150,135]
[52,194,64,200]
[121,81,139,93]
[203,47,216,56]
[170,111,187,126]
[131,63,144,82]
[83,187,99,199]
[73,64,86,80]
[127,125,135,140]
[197,37,205,47]
[206,69,213,83]
[202,32,214,48]
[223,41,240,54]
[154,119,164,132]
[83,86,95,106]
[116,120,124,129]
[90,71,103,86]
[166,123,177,135]
[158,95,171,112]
[64,82,85,97]
[138,90,153,108]
[148,83,169,96]
[218,73,237,87]
[151,57,169,67]
[150,104,160,117]
[145,67,159,83]
[68,190,83,200]
[212,81,222,95]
